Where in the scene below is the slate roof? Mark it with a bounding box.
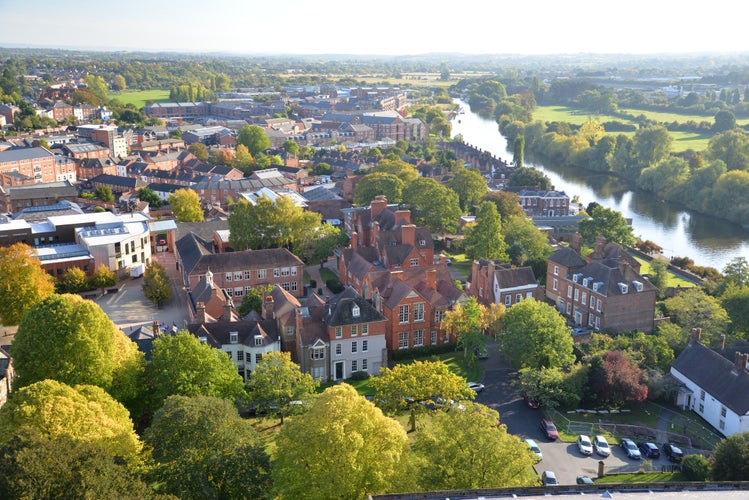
[89,173,142,189]
[175,232,215,277]
[672,341,749,416]
[495,266,539,289]
[0,146,54,162]
[6,181,78,200]
[549,246,587,268]
[305,199,350,221]
[187,319,279,349]
[175,220,229,242]
[325,286,386,327]
[178,239,304,277]
[303,186,342,201]
[572,260,656,297]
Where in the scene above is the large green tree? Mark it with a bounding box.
[483,190,525,220]
[506,166,552,190]
[169,188,203,222]
[11,294,144,404]
[463,201,509,261]
[353,172,405,205]
[711,432,749,480]
[449,166,488,211]
[142,261,172,307]
[272,384,414,499]
[634,125,672,167]
[498,298,574,369]
[0,243,55,326]
[706,130,749,172]
[145,395,271,499]
[663,288,730,347]
[578,205,636,247]
[503,214,551,266]
[402,177,462,236]
[372,360,474,432]
[414,402,537,490]
[236,125,271,157]
[441,297,488,364]
[246,351,318,424]
[0,380,142,461]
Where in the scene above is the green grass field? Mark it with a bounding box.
[108,89,171,108]
[533,105,629,126]
[594,472,685,484]
[633,257,698,288]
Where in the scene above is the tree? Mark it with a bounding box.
[371,360,474,432]
[237,284,274,318]
[441,297,488,364]
[12,294,144,403]
[169,188,203,222]
[414,402,537,490]
[307,223,349,268]
[313,161,331,175]
[137,187,165,208]
[483,190,525,220]
[449,166,488,211]
[232,143,254,171]
[648,258,670,297]
[188,142,209,161]
[282,139,300,156]
[0,380,142,461]
[711,432,749,480]
[83,74,109,103]
[353,172,405,205]
[723,256,749,288]
[713,110,737,133]
[229,194,322,252]
[145,395,271,499]
[720,285,749,338]
[507,166,552,190]
[142,261,172,307]
[502,214,551,265]
[59,267,89,293]
[145,331,245,411]
[0,431,155,499]
[374,158,420,184]
[578,205,636,247]
[95,185,114,202]
[402,177,462,236]
[90,265,117,293]
[706,130,749,172]
[463,201,508,261]
[246,351,318,423]
[112,74,127,91]
[681,454,710,481]
[498,298,574,369]
[236,124,271,156]
[273,384,413,499]
[663,288,730,346]
[513,135,524,167]
[587,350,648,407]
[0,243,55,325]
[634,125,672,167]
[516,365,587,410]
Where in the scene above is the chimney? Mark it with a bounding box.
[720,334,726,350]
[263,295,275,320]
[153,320,160,337]
[395,209,411,225]
[351,231,358,250]
[733,352,747,374]
[390,269,404,281]
[571,233,582,255]
[426,268,437,290]
[594,235,606,258]
[689,328,702,345]
[401,224,416,246]
[223,298,233,320]
[370,195,387,219]
[196,302,206,324]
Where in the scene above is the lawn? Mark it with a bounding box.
[318,267,339,284]
[441,250,472,279]
[108,89,170,108]
[594,471,685,484]
[634,257,698,288]
[534,105,629,126]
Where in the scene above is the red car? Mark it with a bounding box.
[539,418,559,440]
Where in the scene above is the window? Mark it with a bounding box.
[234,287,243,297]
[254,336,263,346]
[410,258,419,267]
[361,323,368,335]
[244,270,252,280]
[398,332,409,349]
[335,344,342,355]
[414,302,425,322]
[226,272,232,282]
[226,288,233,297]
[352,305,360,317]
[434,310,445,323]
[245,286,252,295]
[362,359,368,372]
[225,350,233,359]
[596,299,602,312]
[290,267,297,276]
[290,281,298,292]
[255,353,263,364]
[700,390,705,401]
[566,303,571,314]
[414,329,424,347]
[574,289,579,301]
[699,403,704,413]
[286,327,294,337]
[237,351,244,361]
[581,292,587,306]
[420,239,426,246]
[257,269,267,279]
[719,419,725,431]
[505,295,512,306]
[398,305,409,324]
[273,268,280,278]
[311,347,325,360]
[352,341,357,353]
[567,286,573,298]
[281,267,290,277]
[335,326,342,338]
[351,324,358,336]
[553,265,559,276]
[526,292,533,298]
[553,278,558,291]
[362,340,368,352]
[352,360,358,372]
[515,293,522,303]
[234,272,242,281]
[721,406,727,417]
[230,332,238,344]
[311,366,325,380]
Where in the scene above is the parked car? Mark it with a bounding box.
[539,418,559,440]
[576,475,595,485]
[524,394,541,409]
[577,434,593,455]
[620,438,642,459]
[475,346,489,359]
[663,442,684,463]
[593,435,611,457]
[525,438,543,462]
[467,382,485,393]
[637,441,660,459]
[541,470,558,486]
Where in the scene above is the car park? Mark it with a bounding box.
[525,438,543,462]
[576,475,595,485]
[593,435,611,457]
[539,418,559,440]
[663,443,684,463]
[620,438,642,459]
[577,434,593,455]
[637,441,660,459]
[467,382,485,393]
[541,470,558,486]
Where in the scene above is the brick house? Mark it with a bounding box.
[468,258,544,307]
[545,236,657,333]
[0,147,59,184]
[516,189,570,217]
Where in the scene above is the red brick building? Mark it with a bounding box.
[468,258,544,307]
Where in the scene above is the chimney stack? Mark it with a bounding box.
[370,195,387,219]
[571,233,582,255]
[263,295,275,320]
[426,268,437,290]
[401,224,416,247]
[720,334,726,350]
[390,269,404,281]
[395,209,411,225]
[196,302,206,324]
[223,298,233,320]
[153,319,160,337]
[733,352,747,374]
[690,327,702,345]
[594,235,607,258]
[351,231,358,250]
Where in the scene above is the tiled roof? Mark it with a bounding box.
[190,248,303,276]
[549,246,586,268]
[495,266,538,289]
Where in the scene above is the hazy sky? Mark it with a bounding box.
[2,0,748,56]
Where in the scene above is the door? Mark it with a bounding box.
[334,361,344,381]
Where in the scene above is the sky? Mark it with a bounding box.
[2,0,749,56]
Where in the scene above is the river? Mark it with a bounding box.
[450,98,749,271]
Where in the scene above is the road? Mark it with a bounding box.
[474,338,680,485]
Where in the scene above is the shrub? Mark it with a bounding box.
[309,279,317,289]
[326,279,344,294]
[348,371,370,381]
[391,343,455,362]
[682,454,709,481]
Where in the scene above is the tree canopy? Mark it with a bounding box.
[0,243,55,326]
[142,261,172,307]
[449,166,488,211]
[353,172,405,205]
[169,188,203,222]
[507,166,552,190]
[587,350,648,407]
[402,177,462,236]
[441,297,489,365]
[663,288,730,347]
[711,431,749,480]
[272,384,413,499]
[578,205,636,247]
[498,298,574,369]
[236,124,271,157]
[463,201,509,261]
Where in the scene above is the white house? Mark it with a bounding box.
[671,332,749,437]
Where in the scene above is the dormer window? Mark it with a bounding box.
[230,332,238,344]
[352,304,360,318]
[419,239,426,246]
[254,335,263,346]
[199,336,207,344]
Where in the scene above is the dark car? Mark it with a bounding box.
[620,438,641,459]
[663,443,684,463]
[637,441,660,459]
[539,418,559,440]
[524,394,541,409]
[576,475,595,485]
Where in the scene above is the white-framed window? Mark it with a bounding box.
[255,353,263,363]
[721,406,727,418]
[352,341,357,353]
[413,329,424,347]
[335,344,342,355]
[700,390,705,401]
[352,360,358,372]
[225,288,233,297]
[311,347,325,360]
[226,272,232,282]
[258,269,267,279]
[351,324,358,336]
[286,326,294,337]
[361,323,368,335]
[254,335,263,346]
[237,351,244,361]
[567,286,573,298]
[596,299,602,312]
[234,272,242,281]
[699,403,704,413]
[290,266,297,276]
[398,332,409,349]
[504,295,512,306]
[352,304,360,317]
[234,287,243,297]
[566,303,571,314]
[290,281,298,291]
[414,302,425,322]
[574,289,579,301]
[553,278,558,291]
[434,310,445,323]
[311,366,325,380]
[431,331,437,345]
[410,258,419,267]
[244,270,251,280]
[515,293,522,303]
[362,359,368,371]
[362,340,368,352]
[526,292,533,298]
[553,265,558,276]
[335,326,342,338]
[398,305,409,324]
[230,332,238,343]
[281,267,290,277]
[273,268,280,278]
[581,292,587,306]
